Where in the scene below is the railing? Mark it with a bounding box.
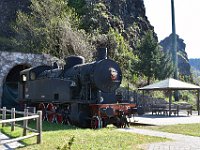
[0,107,42,145]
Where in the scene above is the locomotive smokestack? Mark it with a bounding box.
[96,47,107,61]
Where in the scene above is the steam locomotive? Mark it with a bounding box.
[18,48,136,128]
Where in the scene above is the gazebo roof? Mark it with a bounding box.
[138,78,200,91]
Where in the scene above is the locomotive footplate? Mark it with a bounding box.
[90,103,136,117]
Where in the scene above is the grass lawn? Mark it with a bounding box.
[0,121,168,150]
[134,123,200,137]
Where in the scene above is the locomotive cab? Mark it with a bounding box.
[18,66,73,103]
[19,66,52,100]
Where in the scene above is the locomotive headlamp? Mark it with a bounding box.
[99,96,104,103]
[70,81,76,87]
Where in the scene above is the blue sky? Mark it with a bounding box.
[144,0,200,59]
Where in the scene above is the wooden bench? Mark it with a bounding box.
[151,104,179,116]
[151,104,166,115]
[178,103,192,115]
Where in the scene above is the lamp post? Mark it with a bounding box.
[171,0,179,101]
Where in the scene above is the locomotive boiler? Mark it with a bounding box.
[18,48,136,128]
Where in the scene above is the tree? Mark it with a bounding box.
[155,49,174,80]
[68,0,87,16]
[138,30,162,85]
[12,0,92,59]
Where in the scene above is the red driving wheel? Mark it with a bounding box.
[38,103,46,121]
[91,117,99,129]
[56,114,63,124]
[46,103,55,123]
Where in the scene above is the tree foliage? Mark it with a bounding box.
[12,0,93,59]
[91,28,138,81]
[155,49,174,80]
[68,0,87,16]
[138,30,174,85]
[107,28,138,78]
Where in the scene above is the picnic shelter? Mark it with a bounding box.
[138,78,200,116]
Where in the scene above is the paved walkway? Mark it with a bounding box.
[120,111,200,150]
[0,132,23,150]
[119,128,200,150]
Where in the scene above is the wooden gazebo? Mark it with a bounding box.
[138,78,200,116]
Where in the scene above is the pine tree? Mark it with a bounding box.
[138,30,174,85]
[137,31,159,84]
[155,49,174,80]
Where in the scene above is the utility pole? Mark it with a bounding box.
[171,0,179,101]
[171,0,178,79]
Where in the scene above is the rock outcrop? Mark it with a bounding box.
[159,34,191,76]
[82,0,155,49]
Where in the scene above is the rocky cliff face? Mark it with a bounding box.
[159,34,191,76]
[189,58,200,77]
[82,0,155,49]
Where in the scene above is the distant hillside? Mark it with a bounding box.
[189,58,200,76]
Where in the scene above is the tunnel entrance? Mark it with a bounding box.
[2,64,31,108]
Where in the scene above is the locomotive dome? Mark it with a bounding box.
[64,55,85,69]
[96,47,107,61]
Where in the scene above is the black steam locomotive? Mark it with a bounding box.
[18,48,136,128]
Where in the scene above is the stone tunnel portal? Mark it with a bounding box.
[2,64,31,108]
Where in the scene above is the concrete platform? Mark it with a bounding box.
[131,111,200,126]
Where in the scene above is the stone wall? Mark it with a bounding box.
[0,51,57,107]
